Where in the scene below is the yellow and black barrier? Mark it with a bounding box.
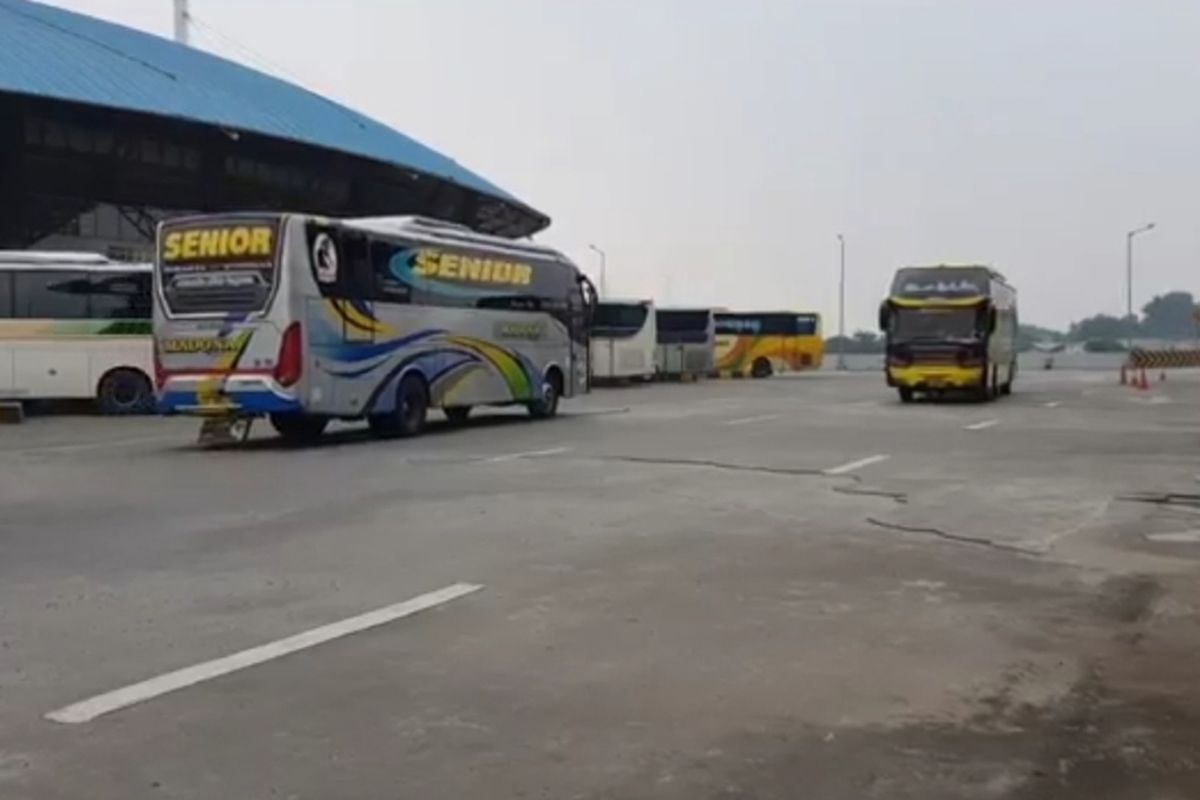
[1127,348,1200,370]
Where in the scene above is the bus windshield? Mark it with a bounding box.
[157,218,280,315]
[592,303,649,338]
[892,307,979,340]
[656,310,712,344]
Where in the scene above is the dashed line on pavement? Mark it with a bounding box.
[722,413,781,426]
[45,583,484,725]
[1044,401,1061,409]
[485,446,572,463]
[964,419,1000,431]
[823,454,890,475]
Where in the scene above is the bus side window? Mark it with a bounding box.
[0,272,12,317]
[370,240,411,304]
[89,272,151,319]
[13,270,89,319]
[339,233,372,299]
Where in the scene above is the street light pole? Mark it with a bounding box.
[587,244,607,298]
[1125,222,1156,349]
[837,233,846,370]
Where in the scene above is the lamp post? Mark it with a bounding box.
[837,233,846,370]
[587,244,607,298]
[1126,222,1155,349]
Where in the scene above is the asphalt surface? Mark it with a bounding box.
[3,370,1200,799]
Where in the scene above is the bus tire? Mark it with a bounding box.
[269,413,328,442]
[444,406,471,424]
[750,357,773,379]
[370,374,428,438]
[529,369,563,419]
[96,368,155,415]
[898,387,914,403]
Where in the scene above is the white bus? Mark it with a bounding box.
[589,299,656,382]
[153,214,597,441]
[655,307,715,378]
[0,252,155,413]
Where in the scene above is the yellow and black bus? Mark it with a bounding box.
[713,311,823,378]
[879,265,1017,402]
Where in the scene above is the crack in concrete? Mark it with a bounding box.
[590,454,831,479]
[866,517,1044,556]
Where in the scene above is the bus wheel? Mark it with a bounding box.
[269,413,328,442]
[898,387,915,403]
[750,358,773,379]
[97,368,154,415]
[444,406,471,424]
[529,370,563,419]
[370,374,428,438]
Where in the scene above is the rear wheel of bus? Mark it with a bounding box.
[750,357,773,379]
[528,369,562,419]
[96,368,155,415]
[269,413,329,442]
[369,374,428,438]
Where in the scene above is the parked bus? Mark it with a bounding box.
[654,307,715,378]
[0,252,155,413]
[589,299,656,382]
[878,264,1017,402]
[713,311,824,378]
[154,214,597,441]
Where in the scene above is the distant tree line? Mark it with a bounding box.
[825,291,1200,354]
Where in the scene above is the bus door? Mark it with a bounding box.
[573,275,597,393]
[323,230,375,413]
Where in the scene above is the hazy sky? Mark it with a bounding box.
[46,0,1200,331]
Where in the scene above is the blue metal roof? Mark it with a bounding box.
[0,0,537,216]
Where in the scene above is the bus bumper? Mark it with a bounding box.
[886,365,984,390]
[158,375,302,416]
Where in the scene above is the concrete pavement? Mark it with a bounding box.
[2,370,1200,798]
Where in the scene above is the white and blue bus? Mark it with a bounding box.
[153,214,596,441]
[654,307,715,378]
[589,299,656,382]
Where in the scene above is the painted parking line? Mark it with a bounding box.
[45,583,483,725]
[1044,401,1061,409]
[485,446,572,463]
[964,419,1000,431]
[722,413,781,426]
[823,454,890,476]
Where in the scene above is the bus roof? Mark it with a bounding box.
[715,310,820,317]
[903,263,1011,285]
[0,252,151,272]
[342,215,572,263]
[597,298,654,307]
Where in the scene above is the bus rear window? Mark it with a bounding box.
[592,303,649,337]
[158,219,280,315]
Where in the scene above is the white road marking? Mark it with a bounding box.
[6,434,180,457]
[1044,401,1061,409]
[722,413,781,426]
[45,583,483,725]
[485,446,572,463]
[964,419,1000,431]
[823,454,890,475]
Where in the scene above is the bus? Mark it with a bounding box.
[654,307,715,378]
[589,299,656,382]
[713,311,823,378]
[0,252,155,413]
[153,214,597,441]
[878,264,1017,402]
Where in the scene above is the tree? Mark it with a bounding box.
[1140,292,1198,340]
[1068,314,1138,342]
[1017,323,1065,352]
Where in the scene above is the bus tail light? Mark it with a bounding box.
[153,342,167,389]
[275,322,303,387]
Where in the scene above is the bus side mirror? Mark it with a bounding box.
[878,303,891,331]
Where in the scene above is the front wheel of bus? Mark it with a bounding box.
[898,387,914,404]
[269,413,329,443]
[369,374,428,438]
[528,370,562,419]
[97,368,155,415]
